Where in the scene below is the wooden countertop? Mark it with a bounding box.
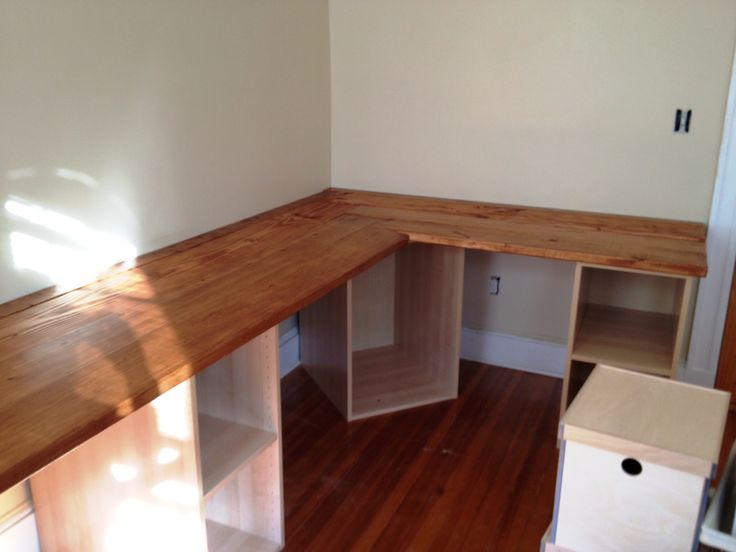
[0,188,707,492]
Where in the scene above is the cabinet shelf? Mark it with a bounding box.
[352,346,455,419]
[206,519,280,552]
[198,414,277,498]
[571,304,676,377]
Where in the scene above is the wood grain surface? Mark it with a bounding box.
[281,361,561,551]
[0,188,707,493]
[563,365,729,474]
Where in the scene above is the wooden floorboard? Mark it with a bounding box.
[281,360,561,551]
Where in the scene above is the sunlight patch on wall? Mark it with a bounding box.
[53,168,99,189]
[5,197,137,289]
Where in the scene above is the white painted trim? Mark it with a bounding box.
[279,326,300,378]
[460,328,566,378]
[686,49,736,387]
[0,512,39,552]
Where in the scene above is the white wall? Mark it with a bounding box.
[331,0,736,341]
[0,0,331,304]
[462,252,575,343]
[331,0,736,222]
[0,1,329,545]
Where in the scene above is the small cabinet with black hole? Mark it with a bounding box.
[544,365,729,552]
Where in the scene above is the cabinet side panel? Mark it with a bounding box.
[561,263,585,414]
[204,440,283,546]
[395,244,464,393]
[672,277,695,372]
[195,329,280,432]
[31,380,206,552]
[300,283,351,418]
[352,253,396,352]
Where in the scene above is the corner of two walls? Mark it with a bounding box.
[0,0,331,539]
[328,0,736,375]
[0,0,331,306]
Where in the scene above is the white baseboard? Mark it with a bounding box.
[460,328,566,378]
[0,512,39,552]
[279,327,300,378]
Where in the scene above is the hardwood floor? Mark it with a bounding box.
[281,360,561,551]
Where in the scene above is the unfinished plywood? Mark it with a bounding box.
[551,366,729,551]
[30,380,207,552]
[205,441,283,550]
[352,253,395,351]
[351,346,455,419]
[554,440,704,552]
[195,329,280,494]
[302,243,464,421]
[194,328,284,550]
[197,415,276,498]
[563,365,729,474]
[560,263,587,413]
[206,519,280,552]
[300,283,352,419]
[561,263,695,412]
[571,305,677,376]
[350,243,465,419]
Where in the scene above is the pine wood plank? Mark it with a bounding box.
[346,203,705,276]
[327,188,707,243]
[0,210,405,493]
[0,187,707,494]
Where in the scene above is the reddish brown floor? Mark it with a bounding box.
[717,407,736,484]
[281,360,561,551]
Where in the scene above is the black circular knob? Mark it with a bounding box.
[621,458,642,476]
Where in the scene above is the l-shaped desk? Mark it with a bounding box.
[0,188,707,550]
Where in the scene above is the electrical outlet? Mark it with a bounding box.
[490,275,501,295]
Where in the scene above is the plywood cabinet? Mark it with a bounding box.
[195,329,284,550]
[561,264,694,412]
[549,365,729,552]
[301,243,465,421]
[30,327,283,552]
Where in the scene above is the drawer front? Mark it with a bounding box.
[554,441,705,552]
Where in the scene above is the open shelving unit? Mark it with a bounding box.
[197,415,276,498]
[30,327,284,552]
[301,243,465,421]
[194,329,284,551]
[560,264,694,413]
[571,304,677,376]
